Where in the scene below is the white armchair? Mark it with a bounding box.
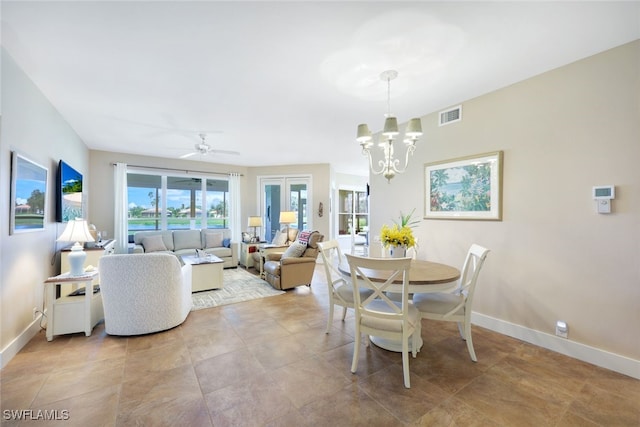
[98,253,192,335]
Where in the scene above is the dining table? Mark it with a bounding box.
[338,258,461,352]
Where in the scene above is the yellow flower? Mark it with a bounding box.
[380,209,418,248]
[380,224,416,248]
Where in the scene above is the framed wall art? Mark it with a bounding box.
[424,151,503,221]
[10,152,48,234]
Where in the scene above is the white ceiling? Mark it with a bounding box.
[2,1,639,176]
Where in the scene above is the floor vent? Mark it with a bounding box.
[439,105,462,126]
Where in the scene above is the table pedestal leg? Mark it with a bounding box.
[369,335,423,353]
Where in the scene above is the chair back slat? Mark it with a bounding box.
[346,254,413,322]
[458,244,490,302]
[318,240,349,301]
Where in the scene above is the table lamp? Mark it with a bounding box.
[279,211,296,241]
[57,218,95,276]
[248,216,263,242]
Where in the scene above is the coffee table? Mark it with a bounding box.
[181,254,224,292]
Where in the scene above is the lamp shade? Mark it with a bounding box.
[279,211,296,224]
[356,124,372,143]
[405,118,423,137]
[248,216,263,227]
[57,218,94,277]
[382,117,399,136]
[57,218,95,244]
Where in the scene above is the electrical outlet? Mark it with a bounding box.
[555,320,568,338]
[33,307,38,320]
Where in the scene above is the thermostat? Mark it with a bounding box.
[593,185,615,214]
[592,185,615,200]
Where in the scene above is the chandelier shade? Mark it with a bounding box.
[356,70,423,182]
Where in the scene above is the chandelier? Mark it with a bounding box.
[356,70,422,182]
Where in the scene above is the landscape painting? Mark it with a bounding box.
[10,152,48,234]
[425,151,503,220]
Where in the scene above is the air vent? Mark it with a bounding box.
[439,105,462,126]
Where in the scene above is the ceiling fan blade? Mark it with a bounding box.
[179,152,197,159]
[210,149,240,156]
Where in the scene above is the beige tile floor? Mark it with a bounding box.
[2,265,639,426]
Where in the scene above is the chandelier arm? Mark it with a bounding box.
[391,142,416,174]
[362,147,387,175]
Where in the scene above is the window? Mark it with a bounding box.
[127,171,229,239]
[338,189,368,236]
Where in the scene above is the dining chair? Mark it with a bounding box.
[345,254,420,388]
[412,244,490,362]
[318,240,374,334]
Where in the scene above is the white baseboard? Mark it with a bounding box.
[472,312,640,380]
[0,314,44,369]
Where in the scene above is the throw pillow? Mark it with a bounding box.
[282,242,307,259]
[141,235,168,253]
[223,238,231,248]
[205,232,224,248]
[297,230,313,245]
[272,230,288,246]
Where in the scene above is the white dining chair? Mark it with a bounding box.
[318,240,374,334]
[346,254,419,388]
[412,244,490,362]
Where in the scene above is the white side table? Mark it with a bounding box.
[239,242,265,268]
[182,255,224,292]
[44,270,103,341]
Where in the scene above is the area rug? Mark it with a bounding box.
[191,268,284,310]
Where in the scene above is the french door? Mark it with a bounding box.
[259,176,311,242]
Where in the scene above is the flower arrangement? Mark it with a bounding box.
[380,209,418,248]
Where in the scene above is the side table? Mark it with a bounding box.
[239,242,262,268]
[181,254,224,292]
[44,270,103,341]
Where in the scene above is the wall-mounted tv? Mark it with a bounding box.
[56,160,83,222]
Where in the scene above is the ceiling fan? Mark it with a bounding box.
[179,133,240,159]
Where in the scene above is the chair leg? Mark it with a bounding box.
[464,322,477,362]
[457,321,465,340]
[411,326,419,358]
[326,303,334,334]
[341,306,347,320]
[402,337,411,388]
[351,326,361,374]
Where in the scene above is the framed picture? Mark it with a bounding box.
[10,152,48,234]
[425,151,503,220]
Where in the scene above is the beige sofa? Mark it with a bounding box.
[132,229,238,268]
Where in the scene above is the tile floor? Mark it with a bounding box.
[1,266,639,426]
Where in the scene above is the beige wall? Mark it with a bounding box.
[369,41,640,362]
[244,164,332,240]
[0,50,89,359]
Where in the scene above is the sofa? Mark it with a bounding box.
[132,229,238,268]
[99,253,192,335]
[263,230,324,290]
